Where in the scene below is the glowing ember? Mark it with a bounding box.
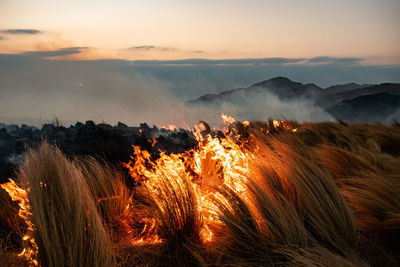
[161,124,178,131]
[1,179,38,266]
[131,236,163,245]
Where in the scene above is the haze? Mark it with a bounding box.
[1,0,399,126]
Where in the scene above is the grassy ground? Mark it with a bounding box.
[1,120,399,266]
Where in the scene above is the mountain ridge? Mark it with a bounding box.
[187,76,400,123]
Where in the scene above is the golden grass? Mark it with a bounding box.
[0,121,399,266]
[18,143,114,267]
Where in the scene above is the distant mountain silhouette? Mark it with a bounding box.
[325,83,400,103]
[323,82,370,95]
[187,77,400,123]
[188,77,324,105]
[327,92,400,123]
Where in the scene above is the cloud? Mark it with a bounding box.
[131,57,306,66]
[1,29,42,35]
[129,45,155,50]
[332,57,363,64]
[128,45,176,52]
[126,45,205,54]
[21,47,87,58]
[307,56,333,63]
[307,56,362,64]
[0,36,3,40]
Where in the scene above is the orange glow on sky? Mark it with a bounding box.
[1,0,399,63]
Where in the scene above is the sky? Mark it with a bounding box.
[1,0,400,62]
[1,0,400,126]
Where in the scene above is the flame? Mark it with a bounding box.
[124,114,276,244]
[1,114,296,261]
[131,235,163,245]
[161,124,178,131]
[0,115,298,263]
[1,179,38,266]
[126,134,251,243]
[273,119,296,132]
[124,114,299,244]
[122,146,152,182]
[221,113,236,124]
[130,216,163,245]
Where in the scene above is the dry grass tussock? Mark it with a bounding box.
[0,121,399,266]
[6,143,114,267]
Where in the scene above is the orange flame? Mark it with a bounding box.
[124,113,299,244]
[124,114,258,244]
[1,179,38,266]
[221,113,236,125]
[161,124,178,131]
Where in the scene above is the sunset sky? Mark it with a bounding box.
[1,0,400,63]
[1,0,400,126]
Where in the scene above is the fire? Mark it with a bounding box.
[130,216,163,245]
[1,179,38,266]
[273,119,297,132]
[221,113,236,124]
[124,114,266,244]
[122,146,152,182]
[0,113,296,262]
[161,124,178,131]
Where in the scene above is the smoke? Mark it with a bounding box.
[2,52,394,128]
[183,89,333,127]
[0,53,332,128]
[0,55,185,127]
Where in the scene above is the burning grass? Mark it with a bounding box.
[0,117,399,266]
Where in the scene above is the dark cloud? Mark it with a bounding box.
[22,47,87,58]
[128,46,204,54]
[129,45,155,50]
[132,57,306,66]
[128,45,176,52]
[130,57,363,67]
[1,29,42,35]
[0,36,4,40]
[307,56,332,63]
[333,57,363,64]
[307,56,362,64]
